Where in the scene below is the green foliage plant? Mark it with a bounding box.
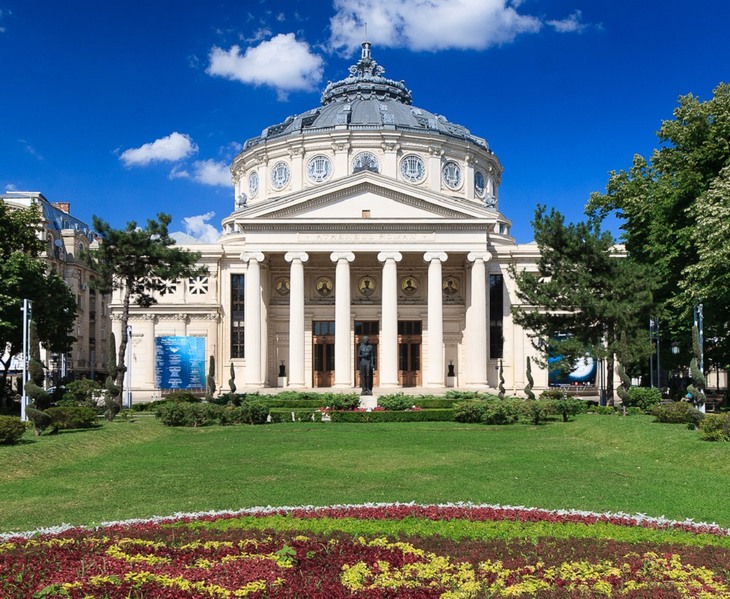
[329,409,454,423]
[45,407,99,430]
[699,414,730,442]
[24,381,50,410]
[25,406,54,436]
[238,400,270,425]
[624,387,662,412]
[552,398,587,422]
[498,359,506,399]
[228,362,236,394]
[377,394,414,411]
[540,388,567,400]
[522,398,553,425]
[206,355,216,400]
[0,415,26,444]
[453,401,487,423]
[483,399,521,425]
[61,379,103,407]
[651,401,705,426]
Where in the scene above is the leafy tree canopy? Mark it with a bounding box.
[587,82,730,368]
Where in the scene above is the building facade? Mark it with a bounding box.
[1,191,111,384]
[114,44,547,399]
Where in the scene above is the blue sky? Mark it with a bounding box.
[1,0,728,243]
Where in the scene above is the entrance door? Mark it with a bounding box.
[313,321,335,387]
[398,320,422,387]
[354,321,379,389]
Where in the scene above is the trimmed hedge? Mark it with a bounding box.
[329,409,454,423]
[44,406,99,429]
[651,401,704,426]
[0,415,26,444]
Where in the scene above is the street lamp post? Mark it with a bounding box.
[649,317,661,388]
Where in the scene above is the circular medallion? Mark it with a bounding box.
[352,152,380,173]
[400,154,426,183]
[274,277,290,296]
[248,170,259,197]
[270,161,290,190]
[442,160,462,190]
[306,155,333,183]
[443,276,459,295]
[358,276,376,296]
[401,276,419,296]
[315,276,334,297]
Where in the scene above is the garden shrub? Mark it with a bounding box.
[624,387,662,412]
[26,406,54,436]
[625,407,644,416]
[155,402,222,427]
[540,388,567,401]
[25,381,51,410]
[699,413,730,442]
[163,391,202,403]
[453,401,486,423]
[0,415,26,444]
[238,400,270,425]
[268,409,321,423]
[591,405,616,415]
[446,390,482,400]
[327,394,361,411]
[552,398,587,422]
[522,399,553,425]
[61,379,103,407]
[329,409,454,423]
[377,394,414,411]
[45,406,99,429]
[482,399,522,425]
[651,401,704,426]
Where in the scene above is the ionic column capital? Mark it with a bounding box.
[423,251,448,264]
[285,251,309,264]
[467,251,492,264]
[330,251,355,263]
[240,251,265,264]
[377,251,403,263]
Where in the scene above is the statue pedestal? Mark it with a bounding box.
[446,375,457,388]
[359,395,378,410]
[277,376,287,388]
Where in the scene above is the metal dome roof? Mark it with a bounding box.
[243,42,490,152]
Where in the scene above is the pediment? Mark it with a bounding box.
[234,173,492,222]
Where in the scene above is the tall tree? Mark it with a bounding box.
[510,206,655,403]
[88,213,204,405]
[587,82,730,372]
[0,202,76,408]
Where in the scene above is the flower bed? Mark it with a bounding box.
[3,503,730,597]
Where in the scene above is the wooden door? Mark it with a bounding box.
[313,321,335,387]
[398,320,422,387]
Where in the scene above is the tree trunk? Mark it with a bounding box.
[606,357,615,407]
[115,283,132,406]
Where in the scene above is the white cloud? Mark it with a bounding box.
[206,33,324,99]
[18,138,43,160]
[120,132,198,167]
[329,0,585,53]
[169,159,231,187]
[547,10,587,34]
[182,212,221,243]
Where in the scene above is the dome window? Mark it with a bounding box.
[352,152,380,174]
[442,161,462,190]
[400,154,426,183]
[306,155,333,183]
[474,170,486,198]
[271,161,291,190]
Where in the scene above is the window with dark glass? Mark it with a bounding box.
[489,274,504,359]
[231,274,245,358]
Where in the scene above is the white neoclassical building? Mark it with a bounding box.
[113,43,548,399]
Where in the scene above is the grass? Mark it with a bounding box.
[2,413,730,533]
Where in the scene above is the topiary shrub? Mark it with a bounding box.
[377,394,415,411]
[624,387,662,412]
[61,380,103,407]
[26,406,55,436]
[552,398,586,422]
[45,406,99,429]
[0,415,26,444]
[651,401,705,426]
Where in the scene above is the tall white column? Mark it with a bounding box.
[466,251,491,386]
[424,251,448,387]
[285,252,308,387]
[240,251,265,387]
[377,251,402,387]
[331,252,355,387]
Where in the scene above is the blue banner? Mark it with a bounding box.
[155,336,206,390]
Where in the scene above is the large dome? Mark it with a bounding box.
[243,42,490,152]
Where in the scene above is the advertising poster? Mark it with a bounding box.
[155,336,206,390]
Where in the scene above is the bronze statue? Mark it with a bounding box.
[358,335,374,395]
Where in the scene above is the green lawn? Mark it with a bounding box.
[2,414,730,533]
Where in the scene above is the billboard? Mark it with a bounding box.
[548,354,597,386]
[155,336,206,390]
